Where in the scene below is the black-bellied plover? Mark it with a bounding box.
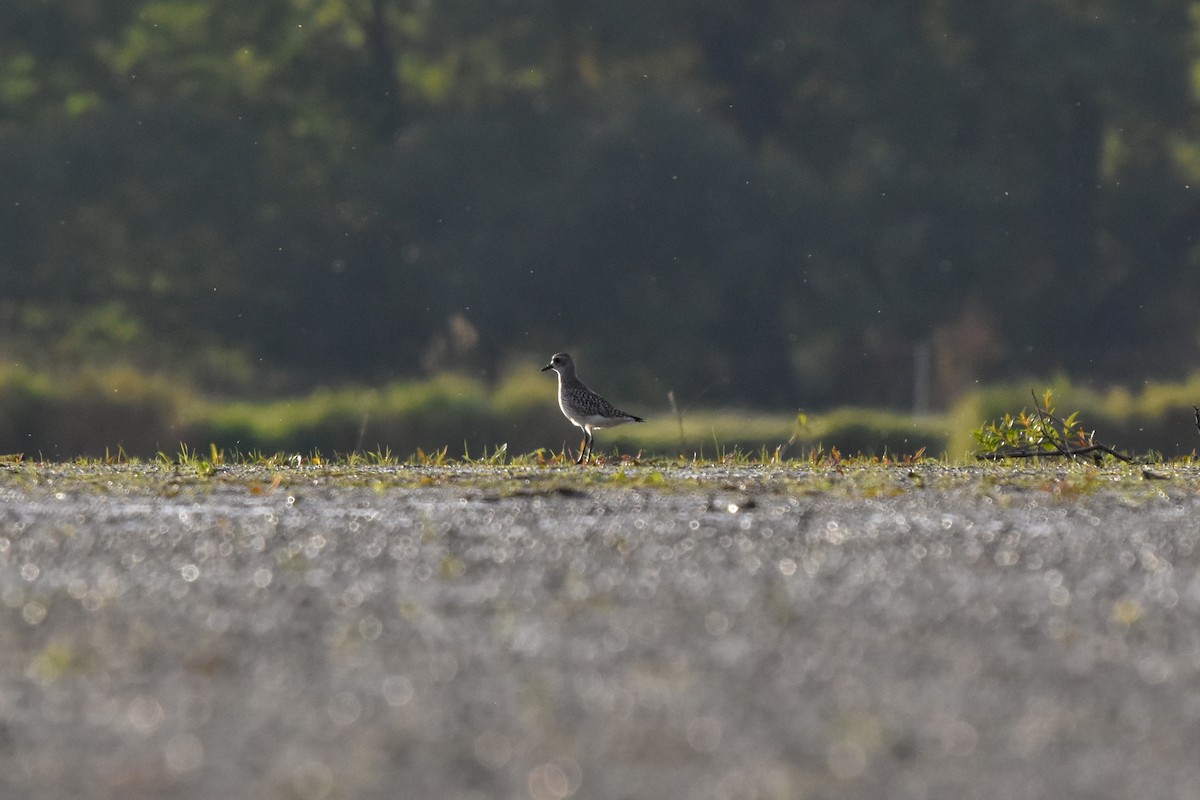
[542,352,644,464]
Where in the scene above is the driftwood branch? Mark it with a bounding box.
[977,443,1134,463]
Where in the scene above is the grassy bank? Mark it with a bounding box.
[1,364,1198,461]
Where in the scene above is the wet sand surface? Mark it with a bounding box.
[1,464,1199,799]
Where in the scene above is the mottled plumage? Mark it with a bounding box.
[542,352,644,464]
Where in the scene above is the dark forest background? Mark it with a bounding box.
[4,0,1200,418]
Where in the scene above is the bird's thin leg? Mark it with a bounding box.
[576,433,587,464]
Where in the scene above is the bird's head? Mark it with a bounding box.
[541,352,574,376]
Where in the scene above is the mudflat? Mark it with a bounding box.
[1,463,1198,799]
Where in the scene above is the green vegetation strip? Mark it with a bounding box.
[4,364,1200,462]
[3,456,1198,502]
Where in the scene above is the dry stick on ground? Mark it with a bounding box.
[977,442,1134,463]
[977,390,1135,464]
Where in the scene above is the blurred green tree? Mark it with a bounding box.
[0,0,1198,410]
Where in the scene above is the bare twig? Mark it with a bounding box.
[1030,389,1068,455]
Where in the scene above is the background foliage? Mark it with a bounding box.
[4,0,1200,453]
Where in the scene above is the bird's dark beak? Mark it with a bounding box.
[541,364,552,372]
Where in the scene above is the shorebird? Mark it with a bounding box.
[541,352,644,464]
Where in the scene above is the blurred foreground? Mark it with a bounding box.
[1,463,1198,799]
